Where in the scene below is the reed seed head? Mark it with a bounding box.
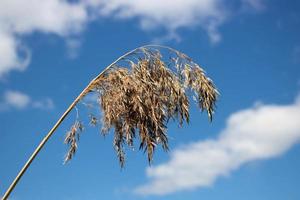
[64,46,218,166]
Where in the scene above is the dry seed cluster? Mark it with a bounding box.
[64,49,218,166]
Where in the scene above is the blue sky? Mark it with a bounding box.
[0,0,300,199]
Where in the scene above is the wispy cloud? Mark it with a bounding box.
[66,38,82,59]
[32,98,55,110]
[135,94,300,195]
[292,45,300,64]
[242,0,266,11]
[0,90,54,111]
[2,90,31,109]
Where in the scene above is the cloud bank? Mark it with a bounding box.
[135,95,300,195]
[0,0,265,77]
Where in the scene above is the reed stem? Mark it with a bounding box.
[1,45,150,200]
[1,44,195,199]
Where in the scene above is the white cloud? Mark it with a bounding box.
[3,90,31,109]
[0,90,54,111]
[292,45,300,64]
[32,98,55,110]
[85,0,266,43]
[0,30,31,76]
[85,0,227,43]
[242,0,265,11]
[135,94,300,195]
[65,38,82,59]
[0,0,88,77]
[0,0,265,77]
[0,0,88,35]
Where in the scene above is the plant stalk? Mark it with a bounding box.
[2,87,86,200]
[1,44,180,200]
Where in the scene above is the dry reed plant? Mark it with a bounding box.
[64,47,218,166]
[2,45,219,200]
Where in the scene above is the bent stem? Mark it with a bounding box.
[1,45,151,200]
[2,44,211,199]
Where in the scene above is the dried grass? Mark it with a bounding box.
[64,47,218,166]
[64,121,83,163]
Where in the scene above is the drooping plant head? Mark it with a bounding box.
[64,45,219,167]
